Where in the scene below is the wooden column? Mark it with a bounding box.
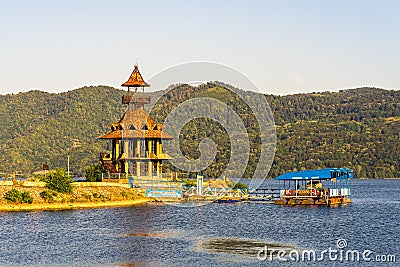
[115,141,120,159]
[136,140,140,157]
[124,161,128,174]
[148,161,152,177]
[124,140,129,157]
[155,140,159,155]
[158,141,162,156]
[148,140,152,156]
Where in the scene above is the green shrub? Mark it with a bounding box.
[181,179,197,187]
[39,190,58,203]
[21,191,33,204]
[5,189,33,204]
[5,189,22,203]
[44,169,74,193]
[233,182,248,189]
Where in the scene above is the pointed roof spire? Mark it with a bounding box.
[121,64,150,87]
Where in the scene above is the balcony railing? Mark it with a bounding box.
[122,91,150,105]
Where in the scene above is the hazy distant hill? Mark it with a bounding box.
[0,84,399,178]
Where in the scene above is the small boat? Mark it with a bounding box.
[274,168,353,206]
[214,196,247,203]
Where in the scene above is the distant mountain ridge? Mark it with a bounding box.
[0,84,398,178]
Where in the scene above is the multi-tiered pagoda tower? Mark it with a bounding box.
[99,65,172,178]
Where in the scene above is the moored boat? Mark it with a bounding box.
[274,168,353,206]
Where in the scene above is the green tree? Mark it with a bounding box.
[44,168,74,193]
[84,164,104,182]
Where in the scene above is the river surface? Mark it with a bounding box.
[0,179,399,266]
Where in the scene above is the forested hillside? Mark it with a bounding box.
[267,88,399,178]
[0,87,125,176]
[0,84,398,178]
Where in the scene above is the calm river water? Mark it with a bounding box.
[0,179,399,266]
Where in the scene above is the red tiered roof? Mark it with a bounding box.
[121,64,150,87]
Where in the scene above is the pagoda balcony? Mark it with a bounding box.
[122,92,151,105]
[123,152,172,160]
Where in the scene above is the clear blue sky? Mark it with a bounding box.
[0,0,399,95]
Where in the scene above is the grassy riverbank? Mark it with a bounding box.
[0,183,149,212]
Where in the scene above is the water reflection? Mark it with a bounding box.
[198,237,296,256]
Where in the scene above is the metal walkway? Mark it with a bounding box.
[248,188,281,200]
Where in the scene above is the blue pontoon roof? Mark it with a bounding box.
[275,168,353,180]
